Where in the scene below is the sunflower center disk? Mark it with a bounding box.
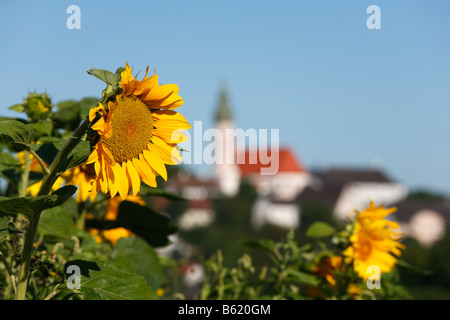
[102,96,154,163]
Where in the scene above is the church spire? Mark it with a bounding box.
[215,87,233,122]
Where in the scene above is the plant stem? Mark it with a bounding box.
[18,150,31,198]
[0,250,17,295]
[28,147,50,176]
[15,118,90,300]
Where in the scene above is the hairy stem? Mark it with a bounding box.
[0,250,17,295]
[28,147,50,176]
[18,150,31,198]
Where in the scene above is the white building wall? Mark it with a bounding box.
[214,120,240,196]
[333,182,408,220]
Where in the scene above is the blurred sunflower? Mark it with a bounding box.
[62,164,96,203]
[87,63,191,199]
[89,195,145,245]
[17,150,97,202]
[17,151,63,196]
[343,202,405,281]
[355,201,400,230]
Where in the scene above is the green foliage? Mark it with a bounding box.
[0,216,21,240]
[86,200,177,247]
[305,222,335,238]
[0,185,76,220]
[0,91,180,300]
[0,120,35,149]
[38,206,78,239]
[0,88,426,301]
[111,237,165,289]
[52,97,99,130]
[200,231,323,300]
[61,260,158,300]
[87,67,125,104]
[198,223,412,300]
[31,140,91,174]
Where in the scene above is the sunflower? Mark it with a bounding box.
[355,201,400,230]
[87,63,191,199]
[89,195,145,245]
[343,202,405,281]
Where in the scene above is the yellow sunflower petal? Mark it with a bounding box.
[148,136,179,164]
[133,156,157,187]
[111,163,129,200]
[126,160,141,196]
[143,149,167,181]
[86,149,98,164]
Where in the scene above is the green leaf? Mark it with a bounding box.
[243,239,277,253]
[78,97,100,118]
[38,206,77,239]
[287,269,320,287]
[0,216,22,240]
[64,260,158,300]
[141,187,186,201]
[52,97,99,131]
[31,140,91,174]
[0,116,28,124]
[85,200,177,247]
[396,259,433,275]
[111,237,165,289]
[87,68,119,86]
[0,120,34,148]
[65,140,91,172]
[306,222,336,238]
[87,67,125,102]
[8,104,24,113]
[34,121,54,137]
[0,185,77,219]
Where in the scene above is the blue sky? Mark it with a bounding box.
[0,1,449,195]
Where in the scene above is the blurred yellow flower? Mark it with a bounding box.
[346,283,362,296]
[343,202,405,281]
[87,63,191,200]
[156,288,165,297]
[89,195,145,245]
[311,255,342,287]
[17,151,97,202]
[62,164,96,203]
[17,151,63,196]
[306,255,343,299]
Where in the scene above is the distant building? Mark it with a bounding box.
[301,168,408,220]
[213,89,241,197]
[237,148,310,229]
[212,88,311,229]
[165,170,219,231]
[159,84,449,256]
[238,148,312,201]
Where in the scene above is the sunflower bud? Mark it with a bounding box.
[10,92,53,121]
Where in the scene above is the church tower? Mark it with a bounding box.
[214,88,240,196]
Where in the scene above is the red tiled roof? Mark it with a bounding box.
[237,147,306,176]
